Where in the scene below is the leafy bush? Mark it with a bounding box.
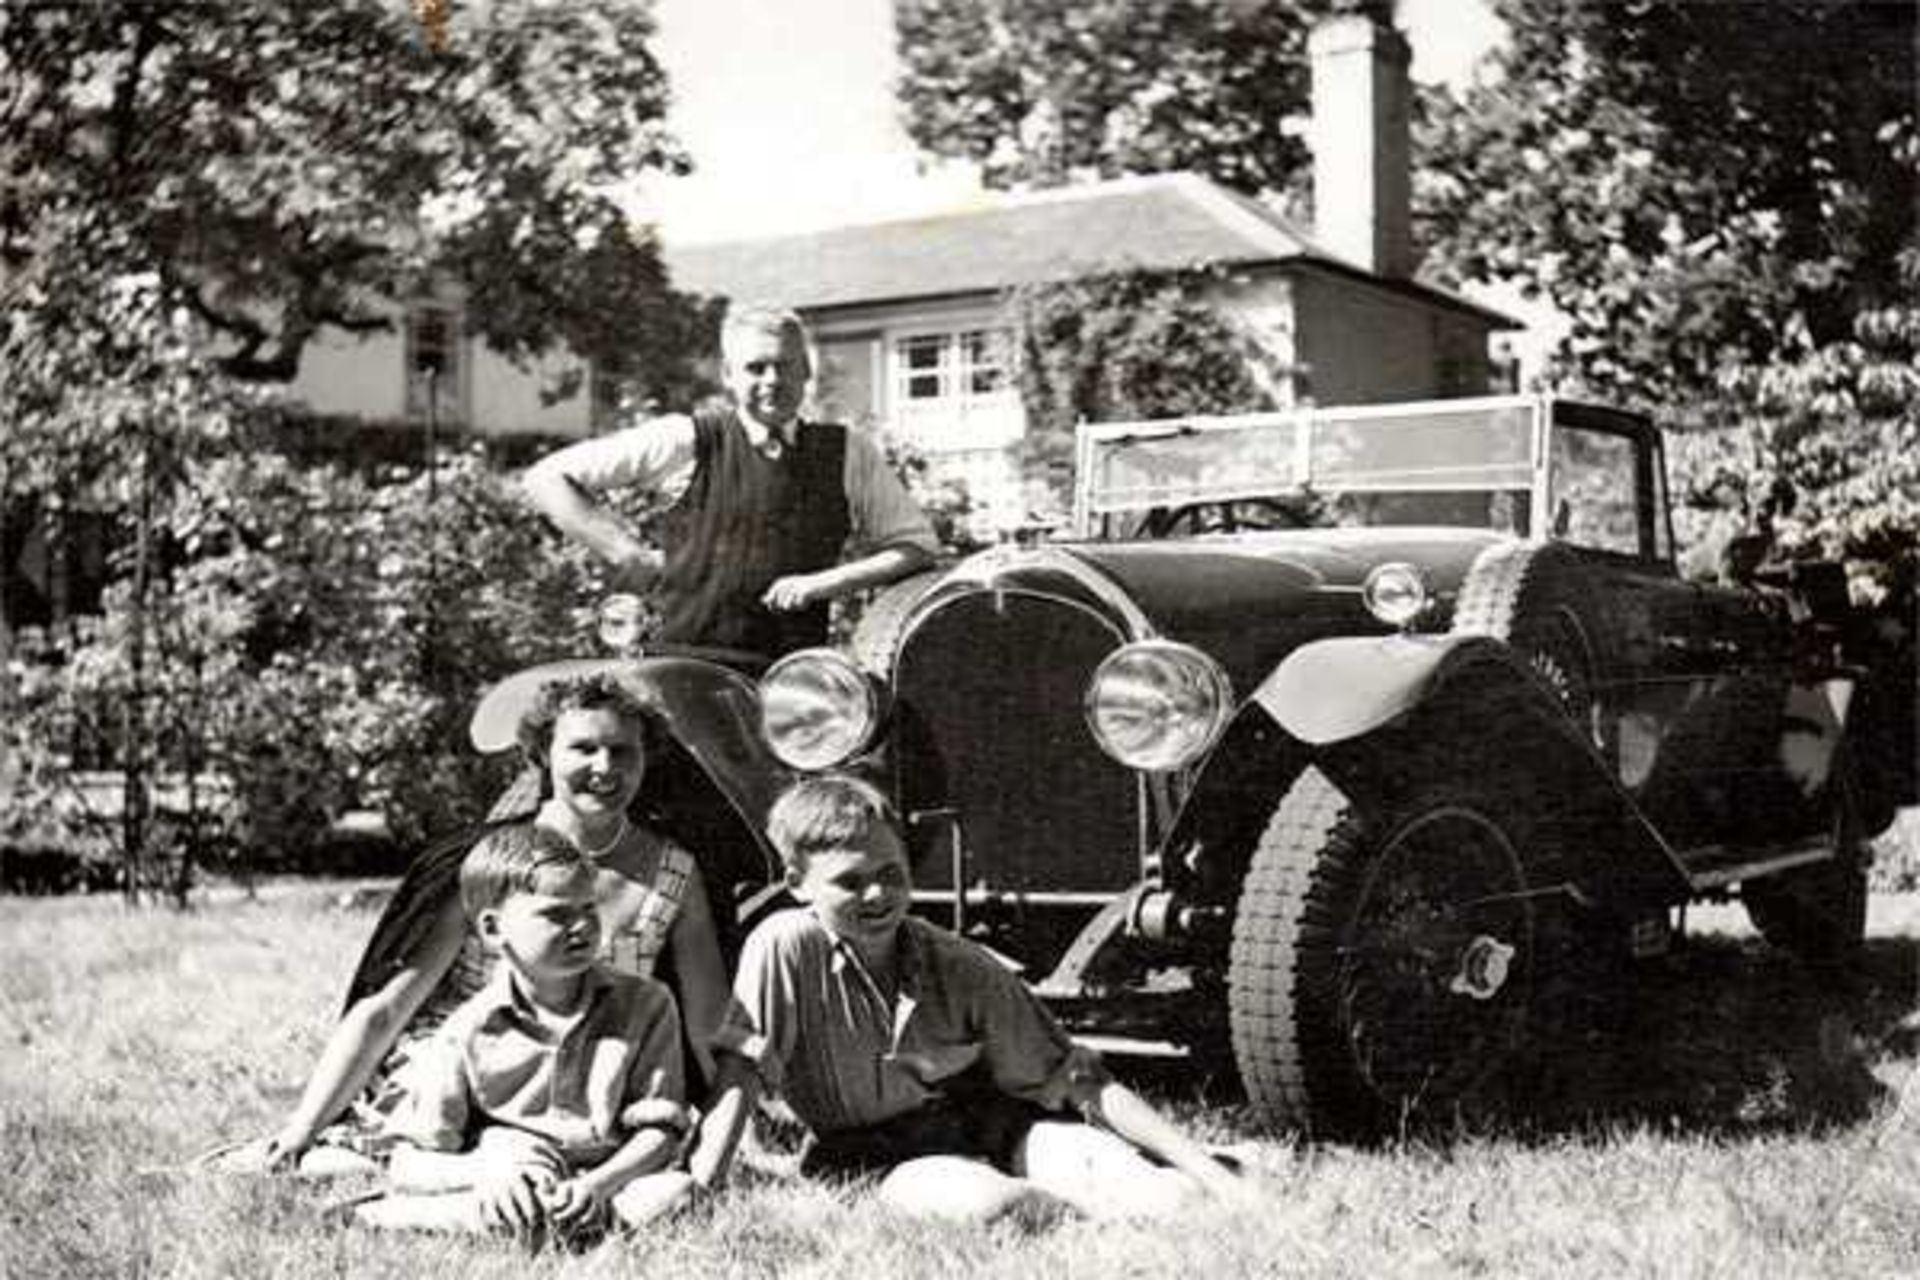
[6,439,605,874]
[1006,266,1292,514]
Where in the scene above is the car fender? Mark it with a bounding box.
[1172,634,1690,912]
[1248,633,1495,746]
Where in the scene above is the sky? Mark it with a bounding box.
[625,0,1558,364]
[631,0,1510,245]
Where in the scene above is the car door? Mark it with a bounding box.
[1541,409,1798,855]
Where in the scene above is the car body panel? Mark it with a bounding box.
[1250,632,1476,746]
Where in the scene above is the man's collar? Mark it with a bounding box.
[739,411,798,459]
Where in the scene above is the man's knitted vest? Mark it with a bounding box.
[654,404,851,656]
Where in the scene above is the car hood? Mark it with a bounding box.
[928,527,1507,694]
[1067,526,1502,605]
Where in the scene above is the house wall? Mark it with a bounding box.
[287,312,593,440]
[807,295,1027,530]
[1202,272,1301,408]
[468,347,592,439]
[798,274,1493,535]
[1291,270,1495,405]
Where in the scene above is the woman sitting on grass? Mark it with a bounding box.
[249,672,730,1175]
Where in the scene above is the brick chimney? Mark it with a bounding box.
[1309,13,1415,278]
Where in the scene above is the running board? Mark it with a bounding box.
[1678,835,1832,891]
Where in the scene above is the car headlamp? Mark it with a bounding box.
[1362,562,1430,629]
[1084,640,1232,772]
[758,648,882,771]
[597,594,648,653]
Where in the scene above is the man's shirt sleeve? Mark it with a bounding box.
[618,979,688,1112]
[714,916,802,1092]
[528,414,699,499]
[962,945,1109,1112]
[840,429,939,556]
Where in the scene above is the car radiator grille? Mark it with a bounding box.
[891,591,1140,896]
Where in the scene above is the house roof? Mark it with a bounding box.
[663,172,1516,329]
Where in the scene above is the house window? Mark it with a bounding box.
[887,326,1023,460]
[892,328,1012,409]
[404,305,465,423]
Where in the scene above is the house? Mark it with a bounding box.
[664,14,1518,529]
[284,285,602,443]
[275,12,1518,532]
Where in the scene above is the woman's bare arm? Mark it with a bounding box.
[266,900,468,1163]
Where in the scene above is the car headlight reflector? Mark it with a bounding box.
[1362,562,1429,629]
[759,648,881,771]
[1084,640,1232,771]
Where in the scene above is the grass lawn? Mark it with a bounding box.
[6,878,1920,1279]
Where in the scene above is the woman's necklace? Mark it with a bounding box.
[576,814,629,860]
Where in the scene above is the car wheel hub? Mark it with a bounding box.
[1447,934,1516,1001]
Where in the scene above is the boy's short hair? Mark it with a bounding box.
[514,672,657,769]
[766,774,899,874]
[460,823,592,922]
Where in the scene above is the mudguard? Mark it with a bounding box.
[1175,633,1691,912]
[342,817,504,1012]
[1249,633,1491,746]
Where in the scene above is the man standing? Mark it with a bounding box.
[523,305,937,657]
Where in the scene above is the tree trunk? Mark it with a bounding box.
[120,431,152,904]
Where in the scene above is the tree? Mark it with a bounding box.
[0,0,704,896]
[1,0,697,393]
[893,0,1360,195]
[1007,266,1292,512]
[4,439,606,891]
[1416,0,1917,580]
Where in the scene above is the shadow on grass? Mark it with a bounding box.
[1499,929,1920,1141]
[1106,931,1920,1147]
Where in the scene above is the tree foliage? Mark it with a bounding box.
[1,0,695,389]
[1417,0,1917,578]
[0,1,704,894]
[1007,267,1290,510]
[4,443,605,883]
[893,0,1358,194]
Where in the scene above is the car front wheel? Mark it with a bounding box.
[1228,769,1538,1137]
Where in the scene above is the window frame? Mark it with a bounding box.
[889,325,1015,414]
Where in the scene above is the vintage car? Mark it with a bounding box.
[750,393,1915,1136]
